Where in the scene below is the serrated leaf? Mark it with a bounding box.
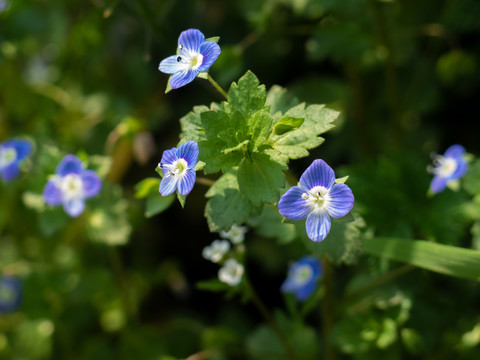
[266,85,300,116]
[205,170,256,232]
[145,193,175,217]
[300,214,365,265]
[247,110,273,152]
[273,116,304,135]
[179,105,210,143]
[226,71,267,120]
[269,104,338,164]
[238,152,286,205]
[134,178,161,199]
[363,237,480,280]
[199,110,249,173]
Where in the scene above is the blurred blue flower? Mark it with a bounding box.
[159,29,221,89]
[43,154,102,217]
[429,144,468,194]
[158,141,198,196]
[0,276,22,313]
[281,256,322,301]
[0,139,32,181]
[278,159,354,242]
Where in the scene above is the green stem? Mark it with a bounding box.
[207,74,228,100]
[321,256,336,360]
[244,277,295,360]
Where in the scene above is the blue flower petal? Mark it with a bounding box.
[161,148,178,166]
[177,141,199,167]
[57,155,83,176]
[81,170,102,198]
[178,168,196,195]
[169,69,198,89]
[6,139,32,160]
[178,29,205,53]
[159,174,178,196]
[43,179,63,205]
[430,174,448,194]
[0,163,19,181]
[198,41,221,72]
[300,159,335,191]
[64,197,85,217]
[452,158,468,180]
[444,144,465,159]
[326,183,354,218]
[306,211,331,242]
[278,186,312,220]
[159,55,189,74]
[295,279,317,301]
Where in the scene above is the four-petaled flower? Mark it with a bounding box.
[429,144,468,194]
[202,240,231,263]
[158,141,199,196]
[43,154,102,217]
[218,258,244,286]
[159,29,221,89]
[0,139,32,182]
[220,224,248,244]
[281,256,322,301]
[278,159,354,242]
[0,276,22,313]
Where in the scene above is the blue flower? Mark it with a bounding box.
[159,29,221,89]
[43,154,102,217]
[278,159,354,242]
[0,139,32,181]
[158,141,199,196]
[429,144,468,194]
[0,276,22,313]
[281,256,322,301]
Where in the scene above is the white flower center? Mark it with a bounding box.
[292,264,313,286]
[0,285,16,303]
[203,240,230,263]
[163,158,188,178]
[60,174,84,200]
[0,147,17,169]
[432,155,458,178]
[218,259,244,286]
[302,185,330,213]
[176,46,204,71]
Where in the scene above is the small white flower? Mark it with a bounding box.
[218,259,244,286]
[202,240,230,263]
[220,224,248,244]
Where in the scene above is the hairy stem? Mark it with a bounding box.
[208,74,228,100]
[321,255,336,360]
[244,277,295,360]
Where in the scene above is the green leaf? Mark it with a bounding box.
[273,116,304,135]
[363,237,480,280]
[199,110,248,173]
[179,105,211,143]
[145,194,175,217]
[238,152,286,205]
[269,104,338,164]
[226,71,267,120]
[196,278,231,292]
[247,109,273,152]
[247,205,296,244]
[463,159,480,195]
[266,85,300,116]
[205,170,257,232]
[205,36,220,43]
[134,177,161,199]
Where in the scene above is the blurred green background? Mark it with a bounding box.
[1,0,480,359]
